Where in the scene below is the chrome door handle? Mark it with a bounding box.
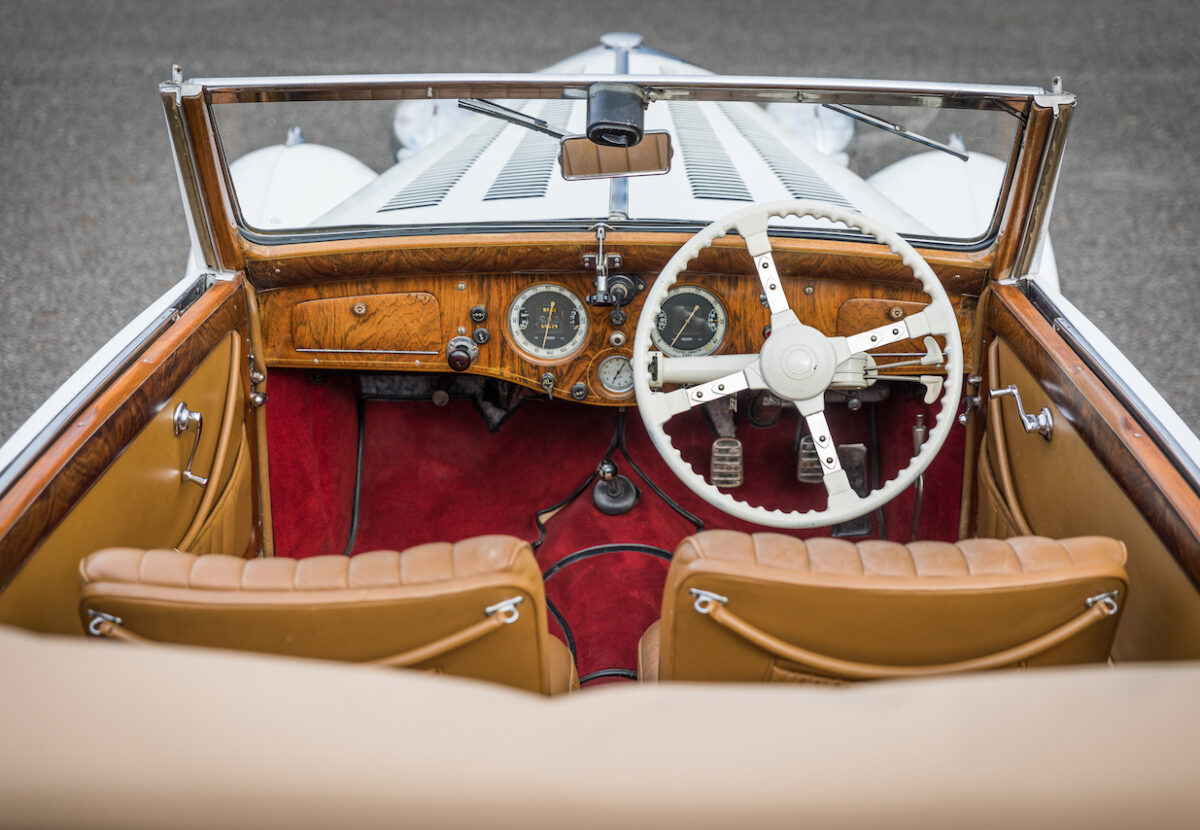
[172,401,209,487]
[990,385,1053,440]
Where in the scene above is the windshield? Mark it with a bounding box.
[211,81,1023,247]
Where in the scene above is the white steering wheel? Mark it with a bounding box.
[632,200,963,529]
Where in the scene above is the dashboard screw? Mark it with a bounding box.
[352,302,368,316]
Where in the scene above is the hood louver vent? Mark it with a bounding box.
[484,101,574,201]
[719,104,853,208]
[378,119,506,212]
[668,103,753,202]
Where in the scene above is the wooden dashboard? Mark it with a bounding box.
[252,234,983,405]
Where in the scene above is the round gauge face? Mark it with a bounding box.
[597,354,634,395]
[508,284,589,360]
[650,285,728,357]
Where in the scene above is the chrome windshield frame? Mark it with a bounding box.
[186,72,1043,253]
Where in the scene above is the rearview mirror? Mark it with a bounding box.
[559,131,673,180]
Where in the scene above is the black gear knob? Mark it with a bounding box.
[596,458,618,482]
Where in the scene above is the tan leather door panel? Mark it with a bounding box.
[0,281,254,634]
[982,289,1200,660]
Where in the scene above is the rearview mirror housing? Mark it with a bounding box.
[558,131,673,180]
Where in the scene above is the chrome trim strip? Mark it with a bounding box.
[160,84,220,270]
[194,73,1044,108]
[294,349,440,356]
[1012,95,1074,280]
[0,276,207,495]
[1028,282,1200,494]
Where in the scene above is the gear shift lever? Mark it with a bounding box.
[593,458,640,515]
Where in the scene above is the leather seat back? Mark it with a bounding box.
[647,531,1128,683]
[79,535,575,695]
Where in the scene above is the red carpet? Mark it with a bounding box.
[266,370,966,680]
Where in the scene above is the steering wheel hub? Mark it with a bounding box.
[759,325,835,401]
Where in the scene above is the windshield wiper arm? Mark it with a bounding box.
[822,104,969,162]
[458,99,565,139]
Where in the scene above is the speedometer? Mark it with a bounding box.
[508,283,589,360]
[650,285,727,357]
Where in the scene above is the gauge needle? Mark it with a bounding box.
[542,300,556,349]
[670,305,700,347]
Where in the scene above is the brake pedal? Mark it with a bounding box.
[710,437,744,488]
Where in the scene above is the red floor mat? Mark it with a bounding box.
[266,370,966,680]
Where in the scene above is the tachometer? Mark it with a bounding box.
[650,285,727,357]
[508,283,589,360]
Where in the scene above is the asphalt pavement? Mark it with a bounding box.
[1,0,1198,444]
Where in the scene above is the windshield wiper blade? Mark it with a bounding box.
[823,104,969,162]
[458,98,565,139]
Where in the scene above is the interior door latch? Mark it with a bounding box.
[172,401,210,487]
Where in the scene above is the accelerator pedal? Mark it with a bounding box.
[797,436,871,536]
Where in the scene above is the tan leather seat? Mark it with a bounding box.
[79,535,577,695]
[639,531,1128,683]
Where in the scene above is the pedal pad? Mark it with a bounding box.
[832,443,870,538]
[710,437,744,488]
[796,434,823,483]
[798,437,872,536]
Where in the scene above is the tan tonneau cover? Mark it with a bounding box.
[2,624,1197,828]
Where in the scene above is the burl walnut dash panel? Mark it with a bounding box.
[257,263,977,405]
[292,292,442,352]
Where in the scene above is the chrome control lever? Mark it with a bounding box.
[990,385,1054,440]
[172,401,209,487]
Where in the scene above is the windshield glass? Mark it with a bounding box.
[212,86,1022,246]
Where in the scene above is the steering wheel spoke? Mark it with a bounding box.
[841,309,934,357]
[684,366,760,408]
[753,252,791,315]
[798,402,860,506]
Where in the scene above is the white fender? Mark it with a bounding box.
[229,140,377,230]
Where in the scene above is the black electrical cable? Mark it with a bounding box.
[545,596,577,666]
[530,428,621,550]
[614,410,703,532]
[541,542,673,582]
[342,392,366,557]
[580,668,638,684]
[541,543,672,683]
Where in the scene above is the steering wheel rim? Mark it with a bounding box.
[632,199,963,529]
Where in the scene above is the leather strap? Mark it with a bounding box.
[704,601,1112,680]
[365,614,507,668]
[90,612,508,669]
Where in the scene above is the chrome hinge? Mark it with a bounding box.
[957,375,982,426]
[248,353,267,407]
[202,270,238,289]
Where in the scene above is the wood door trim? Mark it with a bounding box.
[989,284,1200,587]
[0,281,248,591]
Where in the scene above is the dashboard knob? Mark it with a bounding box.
[446,336,478,372]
